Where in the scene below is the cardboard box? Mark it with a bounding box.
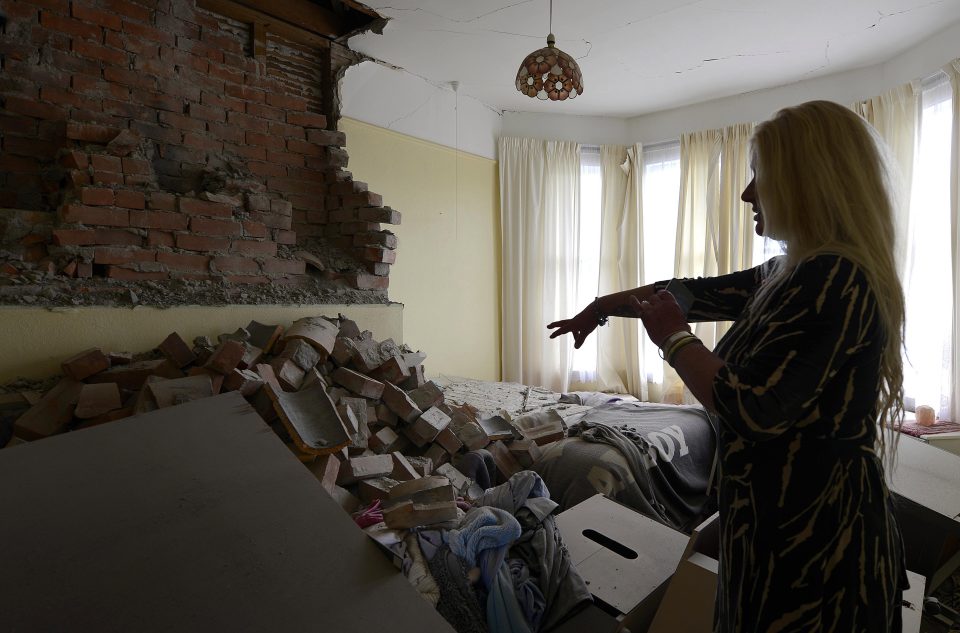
[887,434,960,591]
[648,512,925,633]
[0,392,455,633]
[555,494,688,633]
[647,511,719,633]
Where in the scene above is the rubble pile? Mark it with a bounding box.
[0,315,567,528]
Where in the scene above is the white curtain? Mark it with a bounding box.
[671,124,754,402]
[853,82,919,276]
[946,60,960,423]
[498,137,581,391]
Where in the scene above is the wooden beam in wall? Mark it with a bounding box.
[198,0,331,49]
[236,0,348,39]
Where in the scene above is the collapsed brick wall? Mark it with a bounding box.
[0,0,396,292]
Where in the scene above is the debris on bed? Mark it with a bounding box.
[0,314,571,525]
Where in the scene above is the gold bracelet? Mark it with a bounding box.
[666,335,701,366]
[663,332,697,360]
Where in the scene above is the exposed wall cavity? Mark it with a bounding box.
[0,0,396,307]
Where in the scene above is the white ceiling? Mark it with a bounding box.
[347,0,960,119]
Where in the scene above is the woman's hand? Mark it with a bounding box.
[547,305,599,349]
[631,290,691,347]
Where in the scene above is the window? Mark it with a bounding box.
[570,147,602,381]
[903,73,953,418]
[640,142,681,383]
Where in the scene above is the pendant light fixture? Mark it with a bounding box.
[515,0,583,101]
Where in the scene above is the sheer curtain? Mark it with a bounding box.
[853,82,919,275]
[946,60,960,423]
[498,137,581,391]
[671,124,754,401]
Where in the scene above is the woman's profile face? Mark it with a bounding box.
[741,176,764,236]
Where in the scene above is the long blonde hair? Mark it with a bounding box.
[751,100,905,462]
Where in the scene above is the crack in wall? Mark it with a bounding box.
[373,1,538,25]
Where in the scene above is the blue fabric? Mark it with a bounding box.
[486,563,533,633]
[508,558,546,631]
[448,506,521,590]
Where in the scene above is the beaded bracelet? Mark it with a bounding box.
[593,297,609,326]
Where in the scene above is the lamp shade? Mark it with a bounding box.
[515,34,583,101]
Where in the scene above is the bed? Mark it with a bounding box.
[437,377,718,533]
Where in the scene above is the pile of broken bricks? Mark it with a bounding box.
[0,314,568,531]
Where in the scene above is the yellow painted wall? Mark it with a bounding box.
[0,304,402,382]
[340,118,501,381]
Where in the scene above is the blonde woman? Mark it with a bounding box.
[548,100,907,632]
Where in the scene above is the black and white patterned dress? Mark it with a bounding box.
[682,253,907,633]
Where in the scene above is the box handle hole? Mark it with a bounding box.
[582,529,638,559]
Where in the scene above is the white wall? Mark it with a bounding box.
[341,61,502,160]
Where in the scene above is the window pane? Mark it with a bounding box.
[903,73,953,418]
[641,142,681,383]
[571,146,602,376]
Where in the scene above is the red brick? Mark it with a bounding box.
[347,272,389,291]
[306,129,346,146]
[328,209,357,223]
[285,139,323,156]
[178,198,233,218]
[103,0,151,22]
[260,257,305,275]
[96,229,143,245]
[68,121,120,143]
[175,233,229,252]
[286,111,327,128]
[4,95,65,121]
[265,177,325,197]
[147,230,175,248]
[358,207,401,224]
[212,256,259,274]
[138,91,183,113]
[60,150,90,170]
[69,170,92,187]
[206,122,244,144]
[247,161,286,178]
[275,230,297,245]
[182,132,222,152]
[355,247,397,264]
[72,2,123,31]
[106,266,168,281]
[187,102,225,123]
[62,348,111,380]
[122,19,174,45]
[242,221,269,238]
[53,229,97,246]
[223,142,266,161]
[190,217,242,237]
[266,93,308,111]
[115,190,146,209]
[244,131,285,151]
[80,187,115,206]
[224,83,264,103]
[93,247,156,265]
[40,10,102,40]
[354,231,398,249]
[157,251,209,272]
[124,174,153,187]
[269,121,306,140]
[130,210,188,230]
[246,102,283,121]
[4,136,59,159]
[121,157,150,175]
[149,192,177,211]
[248,212,291,230]
[62,204,129,227]
[207,62,244,84]
[344,192,382,207]
[226,111,269,133]
[266,150,304,166]
[72,39,128,67]
[91,154,123,170]
[230,240,276,257]
[0,155,40,173]
[93,171,124,186]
